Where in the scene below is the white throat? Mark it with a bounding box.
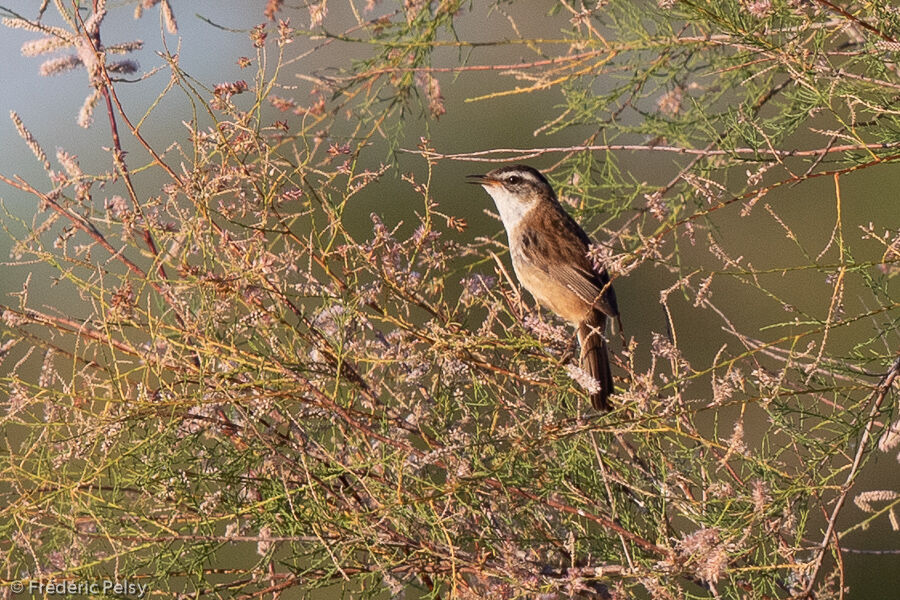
[482,186,538,234]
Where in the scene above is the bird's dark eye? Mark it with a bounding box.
[506,175,522,185]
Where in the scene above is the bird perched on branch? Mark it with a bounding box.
[468,165,620,410]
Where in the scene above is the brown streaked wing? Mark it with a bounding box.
[518,204,620,320]
[553,263,619,320]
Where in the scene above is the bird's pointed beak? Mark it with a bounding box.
[466,174,500,187]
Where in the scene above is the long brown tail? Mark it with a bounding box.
[577,310,614,411]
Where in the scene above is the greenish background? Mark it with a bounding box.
[1,1,898,597]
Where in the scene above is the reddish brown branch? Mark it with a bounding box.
[402,142,900,162]
[813,0,896,43]
[800,351,900,598]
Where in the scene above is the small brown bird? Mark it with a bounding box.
[468,165,620,410]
